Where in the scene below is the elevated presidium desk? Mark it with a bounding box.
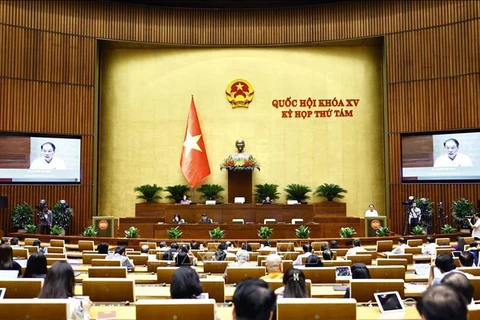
[119,203,365,239]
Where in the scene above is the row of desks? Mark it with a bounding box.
[73,271,430,285]
[74,278,428,299]
[89,303,480,320]
[90,303,425,320]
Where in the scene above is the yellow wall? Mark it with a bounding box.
[99,44,384,218]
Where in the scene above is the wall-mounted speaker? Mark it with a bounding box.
[0,197,7,209]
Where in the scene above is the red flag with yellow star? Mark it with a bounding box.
[180,97,211,187]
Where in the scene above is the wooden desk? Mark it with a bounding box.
[75,273,158,284]
[79,283,427,300]
[89,304,422,320]
[72,265,148,273]
[90,305,136,320]
[377,253,433,263]
[154,223,326,239]
[119,203,364,238]
[405,273,428,283]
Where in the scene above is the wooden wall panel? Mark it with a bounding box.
[0,1,477,44]
[386,19,480,83]
[0,184,92,235]
[389,184,480,235]
[0,0,479,237]
[0,25,95,85]
[388,75,480,133]
[0,78,94,134]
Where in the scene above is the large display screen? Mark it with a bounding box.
[401,130,480,182]
[0,134,81,183]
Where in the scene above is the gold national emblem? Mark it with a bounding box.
[370,220,381,230]
[225,79,254,108]
[99,220,109,231]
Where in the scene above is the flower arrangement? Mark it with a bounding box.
[220,158,260,171]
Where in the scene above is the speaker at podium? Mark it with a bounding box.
[365,216,387,237]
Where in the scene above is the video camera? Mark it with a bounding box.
[36,199,47,210]
[59,199,69,212]
[465,215,475,225]
[402,196,415,206]
[438,202,446,218]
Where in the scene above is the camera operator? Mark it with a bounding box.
[38,205,53,235]
[468,213,480,240]
[409,202,421,231]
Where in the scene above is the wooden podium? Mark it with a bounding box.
[227,170,252,203]
[93,216,116,238]
[365,216,387,237]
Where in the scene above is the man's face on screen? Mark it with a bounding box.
[42,145,55,162]
[444,140,458,159]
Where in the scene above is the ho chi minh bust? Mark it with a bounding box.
[229,140,253,161]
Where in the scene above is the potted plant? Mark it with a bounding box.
[165,185,190,204]
[452,198,475,230]
[411,225,425,236]
[197,184,225,201]
[258,226,273,240]
[441,224,456,234]
[254,183,280,203]
[167,226,183,239]
[25,224,37,234]
[125,226,140,238]
[295,225,311,239]
[220,158,260,171]
[52,201,74,234]
[314,183,347,202]
[284,184,311,203]
[50,225,63,236]
[209,226,225,240]
[375,226,390,237]
[82,225,98,237]
[134,184,163,202]
[11,202,34,232]
[339,227,356,238]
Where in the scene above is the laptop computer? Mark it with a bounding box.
[0,270,19,279]
[14,260,27,268]
[335,266,352,281]
[414,263,430,276]
[374,291,405,313]
[452,251,462,258]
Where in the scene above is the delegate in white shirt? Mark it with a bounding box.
[365,209,378,217]
[472,219,480,238]
[434,152,473,167]
[30,157,66,169]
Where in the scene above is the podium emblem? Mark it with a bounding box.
[226,79,254,108]
[370,219,381,230]
[99,219,109,231]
